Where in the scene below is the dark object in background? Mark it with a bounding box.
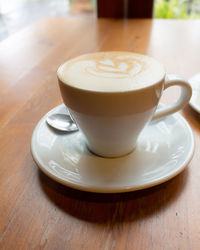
[97,0,154,18]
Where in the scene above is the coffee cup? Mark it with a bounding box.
[57,52,192,157]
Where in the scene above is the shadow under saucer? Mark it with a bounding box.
[38,167,189,224]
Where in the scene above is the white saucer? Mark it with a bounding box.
[189,74,200,113]
[31,104,194,193]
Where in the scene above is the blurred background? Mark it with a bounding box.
[0,0,200,41]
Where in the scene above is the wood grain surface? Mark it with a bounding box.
[0,17,200,250]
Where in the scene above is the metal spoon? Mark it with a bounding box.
[46,113,78,132]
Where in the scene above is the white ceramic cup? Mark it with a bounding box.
[57,53,192,157]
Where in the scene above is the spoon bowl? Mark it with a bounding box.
[46,113,78,132]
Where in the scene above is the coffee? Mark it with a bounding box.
[57,52,191,157]
[57,51,165,92]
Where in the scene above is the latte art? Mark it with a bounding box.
[58,52,165,92]
[85,55,144,79]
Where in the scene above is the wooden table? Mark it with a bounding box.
[0,17,200,250]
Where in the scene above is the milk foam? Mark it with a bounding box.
[58,52,165,92]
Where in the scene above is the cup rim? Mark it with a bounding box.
[57,51,166,94]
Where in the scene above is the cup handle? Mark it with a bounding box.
[152,74,192,121]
